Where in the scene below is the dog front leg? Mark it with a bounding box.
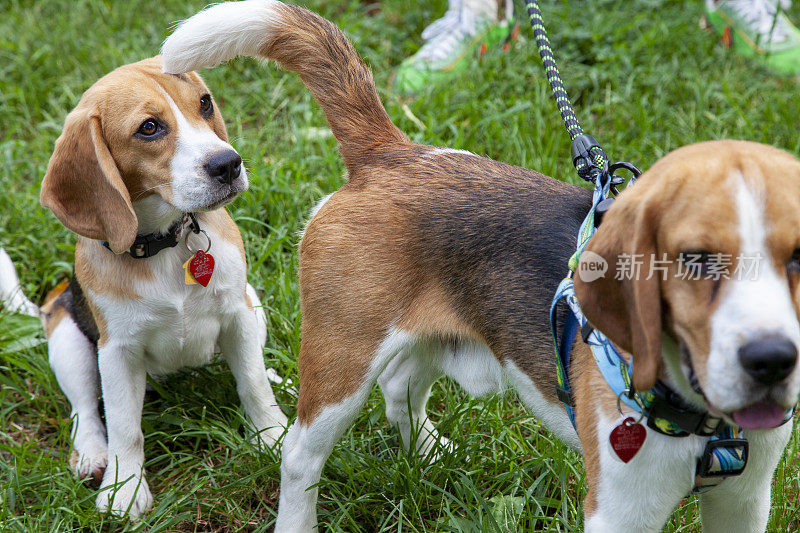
[220,309,288,448]
[582,413,696,532]
[699,485,771,533]
[95,342,152,518]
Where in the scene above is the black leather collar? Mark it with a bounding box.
[646,380,722,437]
[102,213,199,259]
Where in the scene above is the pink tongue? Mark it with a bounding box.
[732,400,786,430]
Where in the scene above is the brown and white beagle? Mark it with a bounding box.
[162,2,800,531]
[0,56,287,518]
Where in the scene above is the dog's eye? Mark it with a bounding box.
[200,94,213,118]
[136,119,162,138]
[788,249,800,273]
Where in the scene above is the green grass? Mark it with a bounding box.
[1,0,799,530]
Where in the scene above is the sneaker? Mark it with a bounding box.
[704,0,800,76]
[392,1,516,95]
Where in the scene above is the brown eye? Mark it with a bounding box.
[136,119,161,138]
[200,94,213,117]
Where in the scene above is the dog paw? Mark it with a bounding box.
[70,445,108,489]
[96,472,153,518]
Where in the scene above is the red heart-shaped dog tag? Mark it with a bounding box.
[188,250,215,287]
[609,417,646,463]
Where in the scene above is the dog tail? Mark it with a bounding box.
[161,0,407,169]
[0,248,40,318]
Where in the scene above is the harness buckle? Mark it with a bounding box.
[696,437,749,479]
[580,322,594,343]
[593,197,615,227]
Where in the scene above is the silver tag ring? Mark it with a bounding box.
[186,229,212,254]
[616,390,645,424]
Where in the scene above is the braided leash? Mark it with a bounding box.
[524,1,613,183]
[525,2,584,142]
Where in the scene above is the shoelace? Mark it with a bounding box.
[723,0,789,42]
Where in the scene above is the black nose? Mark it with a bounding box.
[738,336,797,385]
[204,150,242,185]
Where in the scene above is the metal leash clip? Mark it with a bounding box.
[592,160,643,228]
[607,161,642,194]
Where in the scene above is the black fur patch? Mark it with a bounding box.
[50,276,100,346]
[401,152,592,397]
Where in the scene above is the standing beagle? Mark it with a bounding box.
[162,2,799,531]
[1,56,288,518]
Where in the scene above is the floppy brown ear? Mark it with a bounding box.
[573,195,663,392]
[40,107,137,253]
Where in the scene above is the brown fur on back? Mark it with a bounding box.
[298,143,592,422]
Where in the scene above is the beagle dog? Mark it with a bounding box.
[162,2,799,531]
[4,56,288,518]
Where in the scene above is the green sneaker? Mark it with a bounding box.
[392,0,516,96]
[704,0,800,76]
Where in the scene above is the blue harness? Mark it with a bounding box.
[548,164,793,492]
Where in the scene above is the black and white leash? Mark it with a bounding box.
[524,1,640,189]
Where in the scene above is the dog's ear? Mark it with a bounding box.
[41,106,138,253]
[573,193,662,392]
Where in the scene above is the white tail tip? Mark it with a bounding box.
[0,248,39,317]
[161,0,281,74]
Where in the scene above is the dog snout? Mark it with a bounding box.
[204,150,242,185]
[738,335,798,385]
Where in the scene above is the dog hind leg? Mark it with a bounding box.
[276,329,410,531]
[378,341,446,458]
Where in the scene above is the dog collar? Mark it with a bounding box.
[102,213,200,259]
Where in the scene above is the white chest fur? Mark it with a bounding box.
[89,227,248,376]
